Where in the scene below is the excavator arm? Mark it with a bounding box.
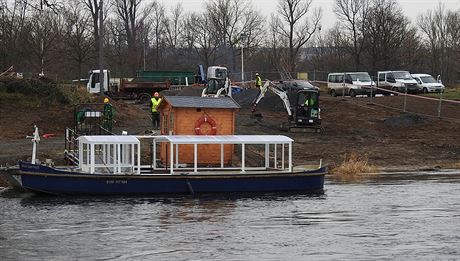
[252,80,292,116]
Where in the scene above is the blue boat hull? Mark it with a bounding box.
[4,162,326,195]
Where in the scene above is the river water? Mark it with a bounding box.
[1,171,460,260]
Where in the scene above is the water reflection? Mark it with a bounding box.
[1,171,460,260]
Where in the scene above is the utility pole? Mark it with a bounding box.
[40,1,44,77]
[143,37,146,71]
[240,33,247,85]
[99,0,104,95]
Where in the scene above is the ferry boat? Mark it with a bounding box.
[2,127,326,195]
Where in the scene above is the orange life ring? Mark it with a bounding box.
[195,115,217,135]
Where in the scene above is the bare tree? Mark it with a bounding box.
[163,3,183,49]
[266,14,286,72]
[274,0,322,73]
[398,26,423,72]
[183,12,219,69]
[310,24,352,74]
[81,0,107,58]
[63,0,93,78]
[113,0,153,71]
[333,0,370,70]
[363,0,409,72]
[205,0,264,72]
[0,1,28,69]
[146,0,165,70]
[417,3,460,82]
[105,18,128,76]
[25,9,64,74]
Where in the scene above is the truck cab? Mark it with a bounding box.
[87,70,110,93]
[377,71,418,94]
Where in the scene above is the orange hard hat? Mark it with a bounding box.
[154,92,160,97]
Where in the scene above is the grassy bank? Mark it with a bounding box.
[424,85,460,100]
[443,85,460,100]
[0,76,94,106]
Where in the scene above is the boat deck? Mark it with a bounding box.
[69,134,296,176]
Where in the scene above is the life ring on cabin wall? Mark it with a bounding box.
[195,115,217,135]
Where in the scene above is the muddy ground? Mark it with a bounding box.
[1,87,460,170]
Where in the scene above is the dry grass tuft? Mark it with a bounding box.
[330,152,379,182]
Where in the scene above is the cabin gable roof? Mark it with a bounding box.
[159,96,240,110]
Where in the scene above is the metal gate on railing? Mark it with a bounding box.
[65,127,79,165]
[65,103,115,165]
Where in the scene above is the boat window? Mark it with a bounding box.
[78,136,140,174]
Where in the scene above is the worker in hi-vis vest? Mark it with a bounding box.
[103,97,114,133]
[255,72,262,90]
[304,94,316,107]
[150,92,162,129]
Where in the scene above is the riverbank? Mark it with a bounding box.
[1,85,460,173]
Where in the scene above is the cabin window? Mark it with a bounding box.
[169,112,175,131]
[162,114,168,134]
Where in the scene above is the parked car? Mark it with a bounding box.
[327,72,374,97]
[411,74,445,93]
[377,71,419,94]
[278,80,318,92]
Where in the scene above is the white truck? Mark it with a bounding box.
[327,72,375,97]
[377,71,419,94]
[87,69,170,103]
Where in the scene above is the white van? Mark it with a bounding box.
[327,72,374,97]
[377,71,418,93]
[411,74,445,93]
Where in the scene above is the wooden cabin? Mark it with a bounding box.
[157,96,240,165]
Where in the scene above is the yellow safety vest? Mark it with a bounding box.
[151,98,162,113]
[255,76,262,87]
[305,98,315,106]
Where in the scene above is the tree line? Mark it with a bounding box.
[0,0,459,83]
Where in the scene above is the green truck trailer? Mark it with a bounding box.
[136,70,196,85]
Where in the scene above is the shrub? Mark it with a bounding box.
[0,77,81,105]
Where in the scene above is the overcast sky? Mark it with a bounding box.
[164,0,460,30]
